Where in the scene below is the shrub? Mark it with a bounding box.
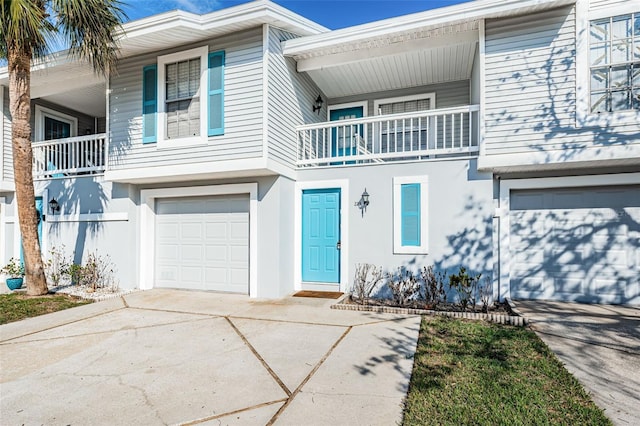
[1,258,25,278]
[420,265,447,306]
[351,263,384,304]
[387,268,421,307]
[479,276,493,313]
[449,266,482,311]
[68,251,118,291]
[44,246,71,286]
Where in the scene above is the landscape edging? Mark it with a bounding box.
[331,301,528,326]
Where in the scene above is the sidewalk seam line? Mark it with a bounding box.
[225,317,292,396]
[265,325,353,425]
[180,398,288,426]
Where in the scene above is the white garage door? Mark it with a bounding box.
[510,185,640,305]
[155,195,249,293]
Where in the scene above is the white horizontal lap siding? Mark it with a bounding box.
[590,0,628,11]
[330,79,471,114]
[267,27,325,169]
[109,28,264,170]
[483,6,640,160]
[3,88,12,181]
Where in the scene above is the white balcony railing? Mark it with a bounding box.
[296,105,480,167]
[32,133,107,180]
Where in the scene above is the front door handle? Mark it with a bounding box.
[336,241,341,250]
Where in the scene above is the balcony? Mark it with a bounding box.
[32,133,107,180]
[296,106,480,167]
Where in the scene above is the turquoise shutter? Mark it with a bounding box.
[401,183,421,246]
[208,51,225,136]
[142,65,157,143]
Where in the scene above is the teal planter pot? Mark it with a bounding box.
[6,277,24,290]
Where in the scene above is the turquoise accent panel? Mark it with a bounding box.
[20,198,44,267]
[142,65,157,144]
[208,51,225,136]
[330,106,363,162]
[401,183,421,246]
[302,188,341,283]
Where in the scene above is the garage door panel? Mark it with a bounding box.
[511,185,640,304]
[594,275,628,296]
[155,195,249,293]
[553,277,584,295]
[206,222,228,239]
[156,244,180,262]
[157,221,179,239]
[230,245,248,262]
[205,245,228,262]
[181,222,204,239]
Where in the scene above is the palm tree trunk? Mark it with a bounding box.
[8,47,48,296]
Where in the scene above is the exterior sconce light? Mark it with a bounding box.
[313,95,323,114]
[355,188,370,216]
[49,198,60,215]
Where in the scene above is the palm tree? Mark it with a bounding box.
[1,0,125,295]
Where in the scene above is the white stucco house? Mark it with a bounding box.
[0,0,638,304]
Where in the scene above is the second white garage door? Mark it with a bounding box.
[510,185,640,304]
[155,195,249,293]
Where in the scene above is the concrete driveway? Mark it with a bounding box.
[0,290,420,425]
[515,300,640,426]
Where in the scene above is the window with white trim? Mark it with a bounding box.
[393,176,428,254]
[165,58,201,139]
[374,93,435,153]
[142,46,225,146]
[589,12,640,113]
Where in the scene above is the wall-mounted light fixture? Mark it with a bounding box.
[354,188,370,216]
[312,95,323,114]
[49,198,60,215]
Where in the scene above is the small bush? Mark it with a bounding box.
[387,268,421,307]
[351,263,384,304]
[44,246,71,286]
[69,251,118,291]
[449,266,482,312]
[420,265,447,306]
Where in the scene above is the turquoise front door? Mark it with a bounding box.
[302,188,340,283]
[20,198,44,265]
[330,106,363,160]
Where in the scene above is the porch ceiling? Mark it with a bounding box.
[302,24,479,98]
[29,59,106,117]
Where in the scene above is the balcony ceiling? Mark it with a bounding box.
[302,23,479,98]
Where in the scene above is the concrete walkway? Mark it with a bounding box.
[0,289,421,425]
[515,300,640,426]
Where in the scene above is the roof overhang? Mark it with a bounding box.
[282,0,575,99]
[283,0,576,62]
[0,0,327,117]
[116,0,327,59]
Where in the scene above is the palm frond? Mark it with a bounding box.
[51,0,127,76]
[0,0,54,60]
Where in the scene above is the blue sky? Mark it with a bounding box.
[122,0,470,29]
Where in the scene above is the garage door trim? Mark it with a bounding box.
[140,183,258,296]
[498,172,640,302]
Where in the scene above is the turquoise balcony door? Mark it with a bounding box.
[302,188,341,283]
[330,106,363,160]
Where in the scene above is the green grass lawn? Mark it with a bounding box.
[0,292,92,325]
[403,316,611,426]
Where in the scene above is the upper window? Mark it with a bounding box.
[589,13,640,113]
[393,176,429,254]
[142,46,225,146]
[165,58,201,139]
[374,93,435,154]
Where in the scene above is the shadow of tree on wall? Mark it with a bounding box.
[486,7,640,165]
[46,176,108,265]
